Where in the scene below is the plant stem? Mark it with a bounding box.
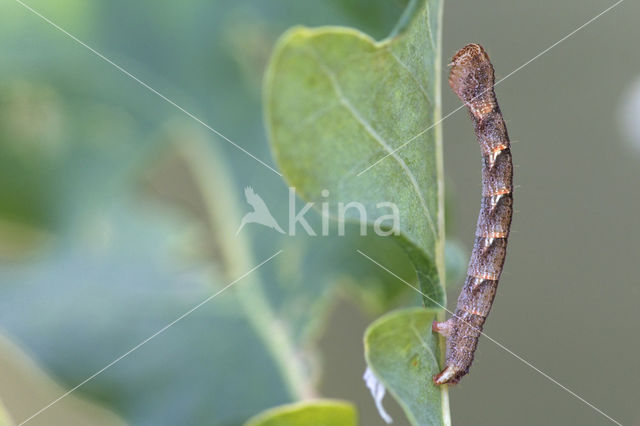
[177,136,316,400]
[433,0,452,423]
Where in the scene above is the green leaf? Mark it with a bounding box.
[245,400,357,426]
[265,0,446,308]
[364,308,450,426]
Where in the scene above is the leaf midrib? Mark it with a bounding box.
[306,46,438,240]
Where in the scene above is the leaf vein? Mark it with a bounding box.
[424,1,436,50]
[410,321,437,365]
[389,50,433,106]
[307,47,437,239]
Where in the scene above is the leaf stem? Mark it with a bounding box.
[433,0,452,424]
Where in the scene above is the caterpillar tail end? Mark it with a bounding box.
[433,366,460,385]
[432,319,461,385]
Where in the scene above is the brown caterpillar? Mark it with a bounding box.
[433,44,513,385]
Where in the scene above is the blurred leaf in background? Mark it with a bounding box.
[0,399,13,426]
[0,334,124,426]
[0,196,299,425]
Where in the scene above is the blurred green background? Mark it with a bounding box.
[0,0,638,425]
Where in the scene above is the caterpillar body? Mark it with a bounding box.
[433,44,513,385]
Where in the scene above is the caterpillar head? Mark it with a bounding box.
[448,44,496,114]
